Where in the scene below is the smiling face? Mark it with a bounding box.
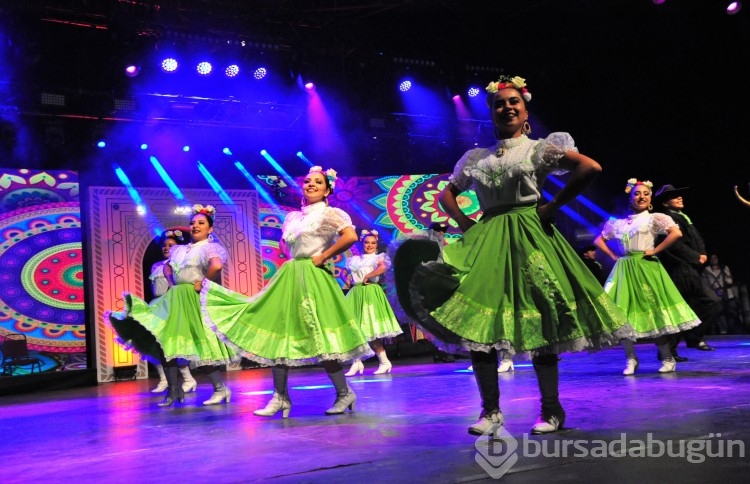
[302,171,331,205]
[189,213,213,242]
[489,87,528,138]
[362,235,378,254]
[663,196,684,211]
[630,183,652,213]
[161,237,178,259]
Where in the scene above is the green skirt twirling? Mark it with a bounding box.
[105,283,239,366]
[345,283,403,342]
[604,253,700,338]
[407,204,634,355]
[201,258,375,367]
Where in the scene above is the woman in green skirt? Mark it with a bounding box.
[200,166,374,417]
[106,205,237,407]
[400,75,633,438]
[593,179,700,375]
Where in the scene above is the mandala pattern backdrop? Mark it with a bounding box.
[0,169,83,374]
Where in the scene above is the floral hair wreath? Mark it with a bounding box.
[308,166,338,191]
[360,229,379,241]
[192,204,216,220]
[163,229,184,242]
[485,75,532,102]
[624,178,654,194]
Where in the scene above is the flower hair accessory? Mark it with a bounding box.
[360,229,379,241]
[308,166,338,191]
[624,178,654,194]
[192,204,216,220]
[164,229,184,242]
[485,75,532,102]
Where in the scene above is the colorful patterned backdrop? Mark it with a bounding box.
[0,169,86,375]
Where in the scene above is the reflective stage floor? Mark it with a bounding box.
[1,336,749,483]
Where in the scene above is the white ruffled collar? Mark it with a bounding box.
[301,201,326,216]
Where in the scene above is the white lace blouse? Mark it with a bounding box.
[149,260,169,296]
[167,239,228,284]
[600,211,677,255]
[449,133,575,209]
[346,252,391,284]
[282,201,354,259]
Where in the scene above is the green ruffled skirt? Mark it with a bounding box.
[345,283,403,341]
[407,204,633,354]
[604,253,700,338]
[105,283,239,366]
[201,258,375,366]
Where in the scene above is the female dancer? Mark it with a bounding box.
[343,229,403,376]
[593,179,701,375]
[106,205,237,407]
[148,229,197,394]
[397,75,632,437]
[201,166,373,417]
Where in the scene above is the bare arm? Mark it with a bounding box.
[537,151,601,222]
[646,225,682,257]
[593,235,618,262]
[439,183,475,232]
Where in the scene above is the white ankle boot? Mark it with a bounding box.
[344,360,364,377]
[180,366,197,392]
[202,386,231,405]
[253,392,292,418]
[658,359,676,373]
[373,352,392,375]
[623,358,639,376]
[152,364,168,393]
[497,360,514,373]
[531,414,564,434]
[468,412,504,437]
[325,388,356,414]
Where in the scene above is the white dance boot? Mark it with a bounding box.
[151,364,168,393]
[344,359,364,377]
[497,359,514,373]
[180,366,197,392]
[373,351,392,375]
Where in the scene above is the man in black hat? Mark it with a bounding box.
[654,183,722,360]
[579,243,607,285]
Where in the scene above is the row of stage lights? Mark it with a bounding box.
[126,57,485,98]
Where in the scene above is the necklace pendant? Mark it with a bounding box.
[495,147,505,157]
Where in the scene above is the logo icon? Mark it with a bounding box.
[474,425,519,479]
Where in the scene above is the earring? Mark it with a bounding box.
[522,121,532,135]
[648,204,653,211]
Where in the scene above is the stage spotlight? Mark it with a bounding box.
[140,143,148,150]
[726,1,742,14]
[124,65,141,78]
[304,82,315,91]
[253,67,267,80]
[161,57,178,73]
[452,94,461,102]
[183,145,190,152]
[467,87,481,98]
[222,147,232,155]
[652,0,666,5]
[225,64,240,78]
[399,80,412,92]
[97,141,106,148]
[197,61,213,75]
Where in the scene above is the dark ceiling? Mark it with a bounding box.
[2,0,750,271]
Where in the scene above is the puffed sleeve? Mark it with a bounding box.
[534,132,578,175]
[448,148,484,192]
[651,213,678,235]
[378,252,392,270]
[323,207,354,233]
[202,242,228,264]
[600,218,617,240]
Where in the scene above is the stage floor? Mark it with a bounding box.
[1,337,749,483]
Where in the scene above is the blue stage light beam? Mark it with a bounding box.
[546,175,615,221]
[260,150,300,194]
[149,156,186,201]
[542,189,601,236]
[234,161,282,208]
[296,151,314,168]
[197,161,233,206]
[113,164,164,236]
